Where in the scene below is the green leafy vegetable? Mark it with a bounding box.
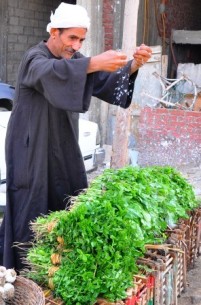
[26,166,199,305]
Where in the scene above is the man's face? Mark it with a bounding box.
[52,28,87,59]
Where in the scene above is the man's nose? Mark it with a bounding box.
[72,40,82,51]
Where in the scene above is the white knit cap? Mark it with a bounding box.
[46,2,90,33]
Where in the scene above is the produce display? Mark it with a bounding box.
[0,267,16,304]
[25,166,199,305]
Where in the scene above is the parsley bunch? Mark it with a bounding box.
[26,166,199,305]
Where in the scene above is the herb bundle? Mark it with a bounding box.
[26,166,198,305]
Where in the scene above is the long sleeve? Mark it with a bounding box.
[92,61,138,109]
[18,50,93,112]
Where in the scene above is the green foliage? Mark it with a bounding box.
[26,245,52,285]
[26,166,199,305]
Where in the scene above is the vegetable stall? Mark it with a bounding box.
[22,166,200,305]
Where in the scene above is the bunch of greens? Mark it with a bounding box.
[26,166,198,305]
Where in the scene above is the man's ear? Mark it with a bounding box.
[50,28,59,38]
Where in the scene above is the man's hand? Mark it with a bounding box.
[88,50,128,73]
[131,44,152,74]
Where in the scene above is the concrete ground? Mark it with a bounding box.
[178,166,201,304]
[178,256,201,305]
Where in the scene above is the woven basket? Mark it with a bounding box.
[5,276,45,305]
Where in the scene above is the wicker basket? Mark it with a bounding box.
[5,276,45,305]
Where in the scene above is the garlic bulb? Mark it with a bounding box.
[5,269,17,284]
[0,286,4,298]
[0,298,5,305]
[0,286,5,304]
[0,267,6,276]
[3,283,15,299]
[0,268,6,287]
[0,266,16,302]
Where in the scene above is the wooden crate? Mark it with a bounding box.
[165,226,188,295]
[145,247,176,305]
[125,274,154,305]
[175,208,201,269]
[137,243,187,305]
[189,208,201,263]
[199,216,201,255]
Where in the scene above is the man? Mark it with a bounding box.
[1,3,152,271]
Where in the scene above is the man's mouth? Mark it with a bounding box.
[65,49,75,55]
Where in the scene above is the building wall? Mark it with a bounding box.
[102,0,127,145]
[0,0,61,85]
[0,0,7,82]
[137,106,201,196]
[80,0,126,145]
[137,107,201,167]
[102,0,114,51]
[102,0,125,51]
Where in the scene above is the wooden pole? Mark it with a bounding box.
[111,0,140,169]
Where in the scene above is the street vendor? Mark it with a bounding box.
[0,2,152,271]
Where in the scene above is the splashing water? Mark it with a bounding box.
[113,68,131,106]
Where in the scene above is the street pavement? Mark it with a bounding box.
[178,255,201,305]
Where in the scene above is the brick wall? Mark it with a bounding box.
[137,107,201,168]
[6,0,60,85]
[102,0,114,51]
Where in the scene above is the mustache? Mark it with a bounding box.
[63,47,77,58]
[70,50,78,59]
[65,47,76,54]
